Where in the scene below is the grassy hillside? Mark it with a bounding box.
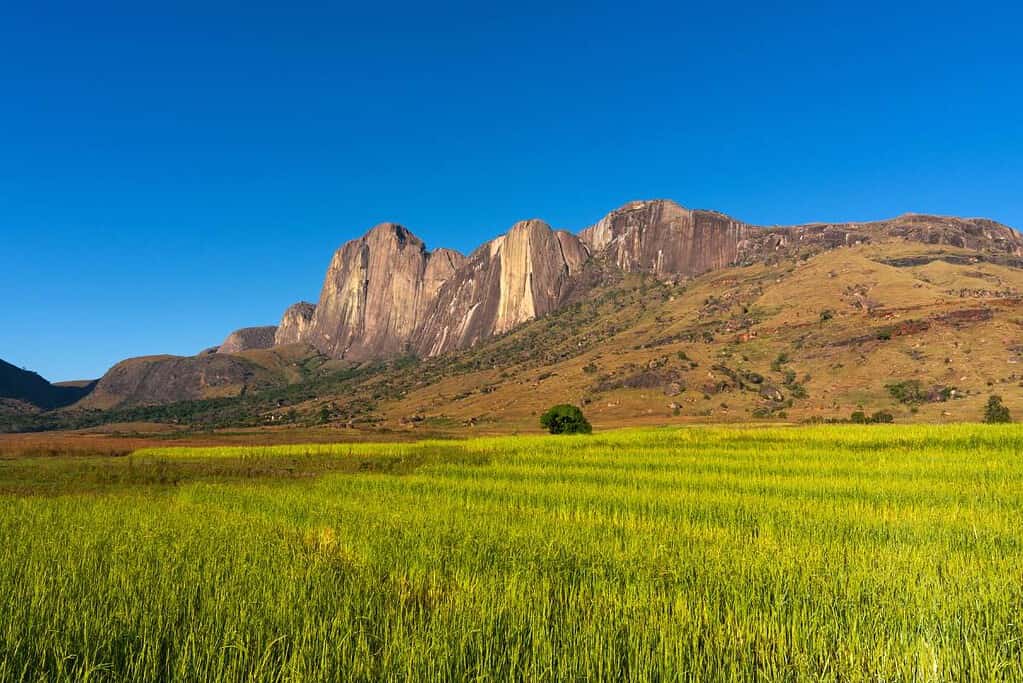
[1,425,1021,679]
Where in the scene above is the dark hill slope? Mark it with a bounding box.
[0,359,94,411]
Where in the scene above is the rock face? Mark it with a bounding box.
[278,219,586,360]
[253,200,1021,363]
[78,344,327,410]
[580,200,754,279]
[80,354,264,408]
[411,220,589,356]
[274,302,317,346]
[734,213,1023,266]
[218,326,278,354]
[302,223,465,360]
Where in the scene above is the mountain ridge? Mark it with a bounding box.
[270,199,1021,363]
[11,198,1022,419]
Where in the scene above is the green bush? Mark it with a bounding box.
[539,405,592,435]
[984,395,1011,424]
[851,410,893,424]
[886,380,926,405]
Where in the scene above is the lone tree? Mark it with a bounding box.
[540,404,592,434]
[984,395,1011,423]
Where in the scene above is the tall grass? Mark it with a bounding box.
[1,425,1022,680]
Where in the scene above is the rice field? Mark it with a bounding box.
[1,424,1022,681]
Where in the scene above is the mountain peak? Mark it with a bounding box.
[363,222,424,249]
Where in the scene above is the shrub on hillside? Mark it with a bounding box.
[984,395,1011,423]
[851,410,894,424]
[540,405,592,435]
[886,380,927,405]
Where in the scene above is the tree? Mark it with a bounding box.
[984,395,1011,423]
[540,404,592,435]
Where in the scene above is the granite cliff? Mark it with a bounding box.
[67,200,1023,412]
[264,200,1023,362]
[411,220,589,356]
[274,302,317,346]
[217,326,278,354]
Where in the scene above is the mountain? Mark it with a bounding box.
[272,200,1023,363]
[411,219,589,356]
[580,200,753,277]
[297,223,464,359]
[274,302,317,346]
[17,198,1022,424]
[217,326,278,354]
[0,359,95,413]
[74,344,333,410]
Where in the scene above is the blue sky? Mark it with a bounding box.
[2,1,1021,381]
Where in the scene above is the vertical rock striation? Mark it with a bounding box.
[297,224,467,360]
[256,200,1023,363]
[579,199,754,279]
[274,302,317,346]
[411,220,588,356]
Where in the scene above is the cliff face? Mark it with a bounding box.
[411,220,588,356]
[302,223,465,360]
[218,326,278,354]
[274,302,317,346]
[579,200,754,279]
[255,200,1022,363]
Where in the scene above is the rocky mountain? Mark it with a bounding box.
[274,302,317,346]
[411,220,589,356]
[299,223,466,360]
[217,326,278,354]
[268,199,1023,362]
[579,200,753,278]
[76,345,330,410]
[29,198,1021,416]
[0,359,95,412]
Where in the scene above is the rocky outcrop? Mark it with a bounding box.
[268,220,585,360]
[253,200,1021,364]
[274,302,317,346]
[77,345,327,410]
[580,200,753,280]
[581,200,1023,276]
[735,214,1023,266]
[302,223,464,360]
[218,326,278,354]
[411,220,588,356]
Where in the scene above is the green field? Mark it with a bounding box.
[1,425,1022,681]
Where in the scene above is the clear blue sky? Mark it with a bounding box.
[2,1,1021,381]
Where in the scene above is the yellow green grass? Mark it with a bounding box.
[1,425,1022,680]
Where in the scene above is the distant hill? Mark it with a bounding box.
[0,359,95,412]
